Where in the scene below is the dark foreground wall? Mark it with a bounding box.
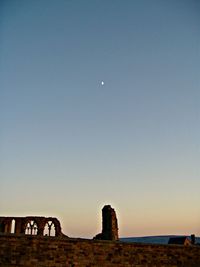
[0,234,200,267]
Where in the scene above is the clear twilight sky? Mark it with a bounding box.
[0,0,200,238]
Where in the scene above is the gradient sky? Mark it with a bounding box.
[0,0,200,238]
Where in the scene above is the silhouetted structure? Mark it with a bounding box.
[1,206,200,266]
[168,236,191,246]
[94,205,118,241]
[0,216,63,236]
[191,234,196,245]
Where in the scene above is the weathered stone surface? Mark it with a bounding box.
[0,216,64,237]
[1,206,200,266]
[94,205,119,241]
[0,234,200,267]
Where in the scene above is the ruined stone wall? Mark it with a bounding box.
[0,234,200,267]
[0,216,63,237]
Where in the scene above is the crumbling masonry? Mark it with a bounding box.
[1,206,200,267]
[0,205,118,241]
[94,205,119,240]
[0,216,63,237]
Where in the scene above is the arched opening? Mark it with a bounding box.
[4,221,11,233]
[25,220,38,235]
[44,221,56,236]
[11,219,15,233]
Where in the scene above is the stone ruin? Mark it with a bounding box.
[94,205,119,241]
[0,216,63,237]
[0,205,119,241]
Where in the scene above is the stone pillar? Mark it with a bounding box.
[4,220,12,233]
[15,218,22,234]
[94,205,119,241]
[0,217,5,233]
[37,221,45,236]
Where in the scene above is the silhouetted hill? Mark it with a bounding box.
[120,235,200,245]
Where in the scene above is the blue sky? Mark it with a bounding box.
[0,0,200,238]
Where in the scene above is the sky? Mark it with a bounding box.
[0,0,200,238]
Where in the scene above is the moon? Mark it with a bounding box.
[101,81,104,86]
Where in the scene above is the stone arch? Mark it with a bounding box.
[0,216,65,236]
[25,220,38,235]
[11,219,16,233]
[42,217,62,236]
[3,218,12,233]
[52,218,62,236]
[44,220,56,236]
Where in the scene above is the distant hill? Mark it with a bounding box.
[120,235,200,245]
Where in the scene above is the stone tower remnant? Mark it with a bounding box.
[94,205,119,241]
